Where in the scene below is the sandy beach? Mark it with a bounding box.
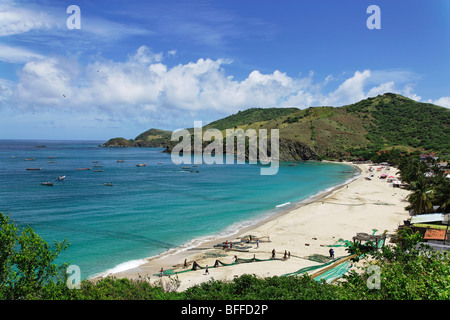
[108,162,411,291]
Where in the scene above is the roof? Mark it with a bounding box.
[411,213,445,224]
[424,229,447,241]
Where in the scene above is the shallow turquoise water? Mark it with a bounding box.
[0,140,357,279]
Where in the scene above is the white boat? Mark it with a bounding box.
[57,176,66,181]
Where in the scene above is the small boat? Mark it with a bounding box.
[76,168,91,170]
[26,168,41,171]
[57,176,65,181]
[34,145,46,148]
[190,170,200,173]
[93,165,103,167]
[92,161,99,163]
[47,161,55,163]
[24,158,35,161]
[288,163,298,166]
[117,160,125,163]
[93,170,103,172]
[136,164,146,167]
[41,182,53,186]
[157,162,164,164]
[48,157,56,159]
[103,183,113,186]
[181,167,190,169]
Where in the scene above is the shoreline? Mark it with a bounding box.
[92,161,359,280]
[100,162,410,291]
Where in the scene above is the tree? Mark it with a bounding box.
[406,176,434,215]
[0,212,70,299]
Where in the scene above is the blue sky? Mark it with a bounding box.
[0,0,448,140]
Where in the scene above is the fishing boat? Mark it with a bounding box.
[57,176,65,181]
[136,164,146,167]
[24,158,35,161]
[93,170,103,172]
[92,161,99,163]
[93,165,103,167]
[117,160,125,163]
[181,167,190,169]
[26,168,41,171]
[76,168,91,170]
[103,183,113,186]
[41,182,54,186]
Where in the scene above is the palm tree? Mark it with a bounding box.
[406,176,433,215]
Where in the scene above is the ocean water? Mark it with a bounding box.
[0,140,358,279]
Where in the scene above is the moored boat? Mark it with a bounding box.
[41,182,54,186]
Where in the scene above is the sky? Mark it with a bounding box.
[0,0,448,140]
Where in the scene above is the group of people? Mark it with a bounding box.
[271,249,291,260]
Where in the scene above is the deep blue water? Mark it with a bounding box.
[0,140,357,279]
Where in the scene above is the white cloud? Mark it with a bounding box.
[427,97,450,108]
[5,46,442,126]
[0,3,55,36]
[0,44,44,63]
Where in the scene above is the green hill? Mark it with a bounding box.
[103,93,450,161]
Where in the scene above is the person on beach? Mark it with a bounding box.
[329,248,335,259]
[256,239,259,248]
[272,249,276,259]
[160,268,164,277]
[192,261,199,270]
[183,259,188,268]
[204,265,209,275]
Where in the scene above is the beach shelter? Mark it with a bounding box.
[410,213,446,225]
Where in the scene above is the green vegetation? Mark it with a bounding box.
[103,93,449,161]
[204,107,299,130]
[397,156,450,214]
[103,129,172,148]
[0,213,70,299]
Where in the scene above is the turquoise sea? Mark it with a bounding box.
[0,140,358,279]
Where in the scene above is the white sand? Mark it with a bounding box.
[107,163,411,291]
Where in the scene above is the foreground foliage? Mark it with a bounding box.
[1,211,449,300]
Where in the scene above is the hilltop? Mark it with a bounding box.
[103,93,450,161]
